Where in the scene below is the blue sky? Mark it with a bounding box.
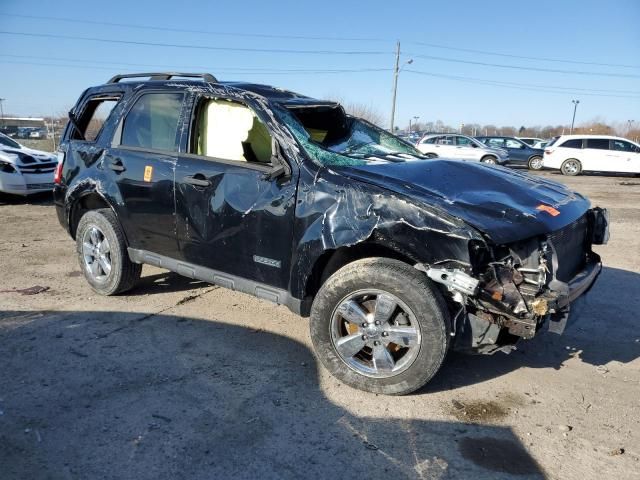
[0,0,638,128]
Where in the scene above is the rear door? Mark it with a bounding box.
[584,138,614,172]
[105,91,185,257]
[173,94,298,290]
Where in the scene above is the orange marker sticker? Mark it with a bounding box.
[143,165,153,182]
[536,204,560,216]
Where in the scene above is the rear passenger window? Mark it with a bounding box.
[585,138,609,150]
[73,97,120,142]
[121,93,183,151]
[560,139,582,149]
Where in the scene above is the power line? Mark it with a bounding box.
[410,54,640,78]
[0,60,389,75]
[409,41,640,69]
[405,69,640,98]
[0,54,390,73]
[2,56,639,98]
[0,30,391,55]
[0,12,387,42]
[2,12,638,70]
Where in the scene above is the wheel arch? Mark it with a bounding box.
[301,242,417,315]
[68,191,120,240]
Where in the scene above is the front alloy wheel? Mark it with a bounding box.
[310,258,449,395]
[331,290,421,378]
[481,156,497,164]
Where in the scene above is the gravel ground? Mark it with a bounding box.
[1,171,639,479]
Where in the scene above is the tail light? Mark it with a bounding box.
[53,152,65,184]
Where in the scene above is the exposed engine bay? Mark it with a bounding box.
[421,207,609,354]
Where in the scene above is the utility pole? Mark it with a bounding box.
[0,98,5,128]
[413,116,419,133]
[389,41,401,132]
[570,99,580,134]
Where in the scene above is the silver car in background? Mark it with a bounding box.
[416,133,509,165]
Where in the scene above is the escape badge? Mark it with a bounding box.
[143,165,153,182]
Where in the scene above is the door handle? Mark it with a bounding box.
[108,159,125,172]
[184,174,211,187]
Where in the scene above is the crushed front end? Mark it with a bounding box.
[423,207,609,354]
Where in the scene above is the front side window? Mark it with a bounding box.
[421,136,436,144]
[505,139,523,148]
[190,98,272,164]
[560,139,583,149]
[121,93,183,151]
[585,138,609,150]
[611,140,638,152]
[456,136,472,146]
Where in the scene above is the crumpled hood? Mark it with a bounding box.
[340,159,591,244]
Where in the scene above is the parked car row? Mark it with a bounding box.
[410,132,639,175]
[414,133,541,169]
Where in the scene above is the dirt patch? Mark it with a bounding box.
[448,399,509,422]
[458,436,542,475]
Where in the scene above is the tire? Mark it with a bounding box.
[481,155,497,164]
[75,208,141,295]
[424,153,438,159]
[560,158,582,176]
[310,258,449,395]
[528,156,543,170]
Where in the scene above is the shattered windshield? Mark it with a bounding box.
[277,104,424,166]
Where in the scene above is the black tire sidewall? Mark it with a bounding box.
[310,258,449,395]
[76,210,128,295]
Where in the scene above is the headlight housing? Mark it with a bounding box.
[0,160,18,174]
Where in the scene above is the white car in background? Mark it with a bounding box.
[543,135,640,176]
[0,132,58,195]
[416,133,509,165]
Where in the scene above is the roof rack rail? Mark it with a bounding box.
[107,72,218,84]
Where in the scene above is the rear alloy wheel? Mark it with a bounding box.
[561,158,582,176]
[76,209,141,295]
[528,156,543,170]
[481,156,497,165]
[310,258,449,395]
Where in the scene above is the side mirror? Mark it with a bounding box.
[265,138,292,181]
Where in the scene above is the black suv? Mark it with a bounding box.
[54,73,609,395]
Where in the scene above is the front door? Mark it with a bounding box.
[174,95,297,290]
[609,139,640,173]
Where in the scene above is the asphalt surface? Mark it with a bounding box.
[1,170,639,479]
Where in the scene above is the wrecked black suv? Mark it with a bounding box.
[54,72,609,395]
